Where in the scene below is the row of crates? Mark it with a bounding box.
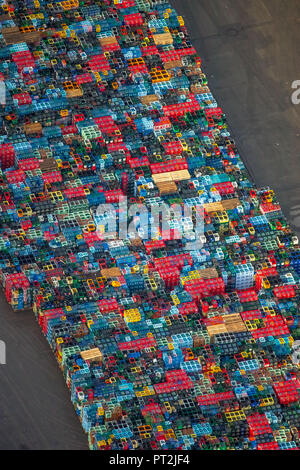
[0,0,299,451]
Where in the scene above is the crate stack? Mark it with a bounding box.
[0,0,298,451]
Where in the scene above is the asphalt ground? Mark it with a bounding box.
[0,0,300,450]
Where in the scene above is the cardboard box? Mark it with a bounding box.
[170,169,191,181]
[153,32,173,45]
[101,267,122,279]
[2,26,41,45]
[39,158,57,171]
[221,198,241,211]
[164,59,183,70]
[156,181,177,195]
[99,36,118,46]
[223,313,247,333]
[24,122,42,135]
[207,313,247,338]
[203,202,224,213]
[207,323,228,338]
[65,88,83,98]
[139,94,159,105]
[197,267,219,279]
[152,169,191,184]
[152,173,171,184]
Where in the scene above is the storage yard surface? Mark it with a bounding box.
[0,0,299,450]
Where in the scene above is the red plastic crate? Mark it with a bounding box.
[260,203,281,214]
[153,253,193,270]
[163,94,201,118]
[75,73,94,84]
[257,442,280,450]
[0,144,15,169]
[21,220,32,231]
[107,142,130,156]
[72,113,85,123]
[123,13,143,26]
[247,413,272,436]
[5,273,30,302]
[159,50,181,63]
[119,336,157,352]
[273,380,300,405]
[144,240,166,254]
[6,170,26,184]
[178,301,198,315]
[94,116,119,134]
[204,107,223,123]
[162,141,184,156]
[83,232,102,246]
[18,158,40,170]
[177,46,197,57]
[115,0,135,8]
[256,267,278,290]
[273,285,296,299]
[240,310,262,321]
[64,186,88,199]
[39,308,65,333]
[141,45,159,56]
[196,391,235,406]
[12,51,35,72]
[45,268,64,280]
[158,267,180,289]
[154,369,193,393]
[88,54,110,72]
[13,92,32,105]
[251,315,289,339]
[97,298,119,313]
[213,181,235,196]
[154,117,172,131]
[104,189,124,203]
[41,171,63,184]
[150,158,188,174]
[185,277,225,300]
[237,289,258,303]
[61,124,78,135]
[128,155,150,168]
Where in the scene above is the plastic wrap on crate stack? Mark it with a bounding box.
[0,0,299,451]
